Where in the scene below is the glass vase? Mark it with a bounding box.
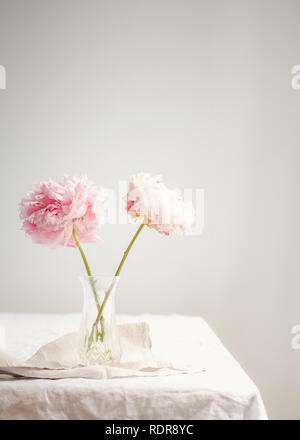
[79,275,121,366]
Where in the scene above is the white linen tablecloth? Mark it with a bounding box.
[0,313,267,420]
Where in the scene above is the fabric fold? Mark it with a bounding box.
[0,322,199,380]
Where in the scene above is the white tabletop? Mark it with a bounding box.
[0,313,267,420]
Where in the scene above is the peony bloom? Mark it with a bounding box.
[126,172,195,235]
[20,175,106,249]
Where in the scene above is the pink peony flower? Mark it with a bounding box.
[20,175,106,249]
[126,173,195,236]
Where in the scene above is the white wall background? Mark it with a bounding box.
[0,0,299,419]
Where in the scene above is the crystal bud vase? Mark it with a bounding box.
[79,275,121,365]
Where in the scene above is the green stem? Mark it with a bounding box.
[72,225,103,348]
[93,223,145,329]
[116,223,145,276]
[72,225,100,309]
[72,225,92,276]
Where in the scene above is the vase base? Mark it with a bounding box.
[80,341,119,366]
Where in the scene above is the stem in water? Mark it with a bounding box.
[72,224,104,347]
